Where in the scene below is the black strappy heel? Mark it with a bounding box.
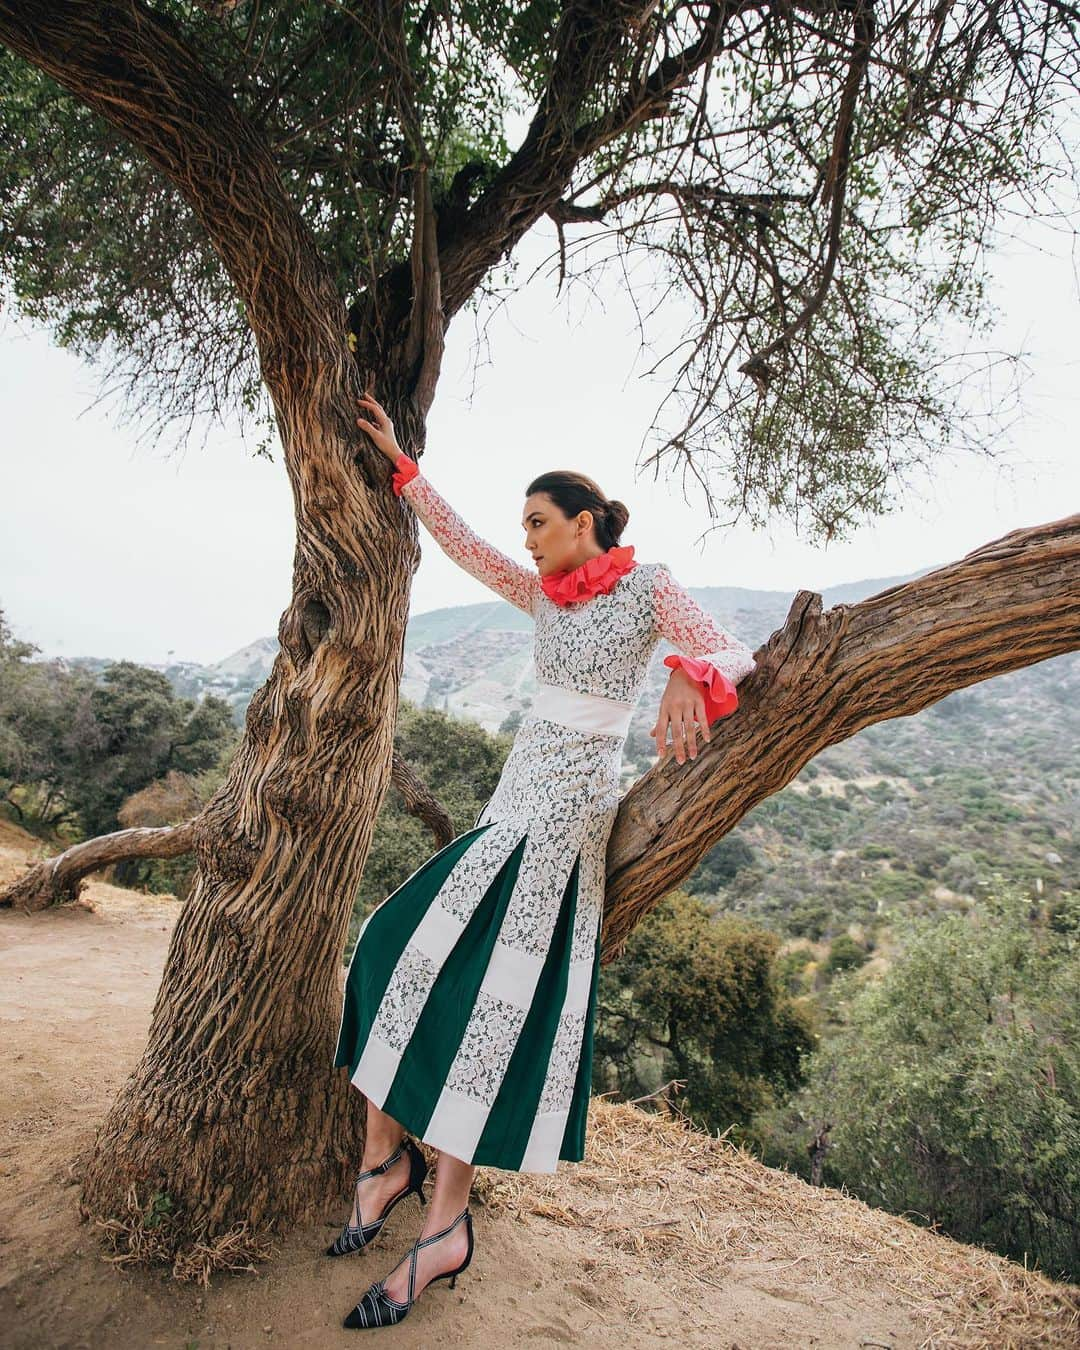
[326,1137,429,1258]
[343,1207,474,1329]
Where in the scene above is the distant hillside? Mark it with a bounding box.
[63,566,1077,926]
[124,564,938,735]
[715,647,1079,941]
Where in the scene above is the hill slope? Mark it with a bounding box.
[121,565,937,730]
[1,832,1076,1350]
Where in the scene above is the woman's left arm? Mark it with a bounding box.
[650,564,758,760]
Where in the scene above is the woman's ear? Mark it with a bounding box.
[575,508,593,537]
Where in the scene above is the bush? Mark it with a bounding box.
[823,933,868,977]
[595,891,816,1139]
[776,945,817,994]
[783,888,1080,1281]
[688,833,757,893]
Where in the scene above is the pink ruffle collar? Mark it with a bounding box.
[540,545,637,606]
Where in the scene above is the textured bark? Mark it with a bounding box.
[0,822,197,912]
[600,512,1080,961]
[389,754,457,851]
[0,0,423,1252]
[70,429,417,1248]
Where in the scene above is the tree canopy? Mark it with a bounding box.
[2,1,1077,537]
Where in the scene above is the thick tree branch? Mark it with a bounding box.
[0,0,343,410]
[388,751,456,850]
[0,821,198,913]
[600,511,1080,962]
[0,750,457,913]
[437,1,739,319]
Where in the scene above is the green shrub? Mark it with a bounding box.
[594,891,816,1140]
[782,888,1080,1281]
[823,933,868,976]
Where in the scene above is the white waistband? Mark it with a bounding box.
[529,683,635,737]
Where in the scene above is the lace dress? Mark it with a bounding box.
[333,454,757,1173]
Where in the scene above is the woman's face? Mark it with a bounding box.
[520,491,602,576]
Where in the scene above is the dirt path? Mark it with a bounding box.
[1,829,1076,1349]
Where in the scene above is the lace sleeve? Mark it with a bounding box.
[391,452,539,616]
[653,564,757,722]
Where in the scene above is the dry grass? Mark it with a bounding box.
[470,1098,1080,1350]
[89,1182,277,1288]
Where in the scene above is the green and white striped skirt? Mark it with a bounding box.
[333,716,622,1173]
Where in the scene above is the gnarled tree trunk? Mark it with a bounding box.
[72,344,430,1251]
[0,0,432,1255]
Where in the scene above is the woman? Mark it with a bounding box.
[330,393,758,1330]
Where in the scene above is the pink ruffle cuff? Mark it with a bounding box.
[662,653,739,723]
[391,450,420,496]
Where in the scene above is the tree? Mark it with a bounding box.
[0,1,1077,1271]
[0,631,235,837]
[595,890,815,1134]
[0,607,65,822]
[63,662,235,837]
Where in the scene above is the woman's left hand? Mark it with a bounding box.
[650,667,711,765]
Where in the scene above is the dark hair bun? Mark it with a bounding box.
[525,470,631,550]
[605,499,630,544]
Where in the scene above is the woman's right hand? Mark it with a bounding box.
[356,394,403,463]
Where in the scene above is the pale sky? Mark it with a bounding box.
[2,214,1077,668]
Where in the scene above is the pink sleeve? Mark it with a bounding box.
[391,451,539,616]
[391,451,420,495]
[653,565,757,722]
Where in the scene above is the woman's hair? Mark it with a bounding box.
[525,470,630,550]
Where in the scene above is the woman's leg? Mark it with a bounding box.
[343,1096,410,1229]
[363,1097,405,1164]
[380,1150,475,1302]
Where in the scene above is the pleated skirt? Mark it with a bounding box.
[333,717,622,1173]
[333,822,603,1171]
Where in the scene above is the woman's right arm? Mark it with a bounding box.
[390,451,540,617]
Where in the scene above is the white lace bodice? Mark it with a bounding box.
[398,469,757,703]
